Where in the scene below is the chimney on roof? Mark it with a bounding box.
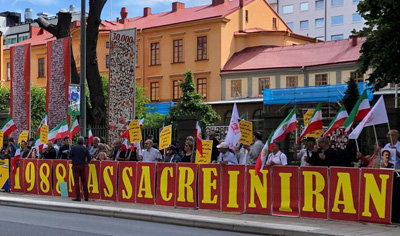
[172,2,185,12]
[144,7,151,17]
[239,0,245,32]
[212,0,227,6]
[349,35,358,47]
[120,7,128,24]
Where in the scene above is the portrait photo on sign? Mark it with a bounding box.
[380,148,396,169]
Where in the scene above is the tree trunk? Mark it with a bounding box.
[86,0,107,125]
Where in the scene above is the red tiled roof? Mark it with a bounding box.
[222,37,365,72]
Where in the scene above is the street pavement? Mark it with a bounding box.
[0,192,399,236]
[0,205,253,236]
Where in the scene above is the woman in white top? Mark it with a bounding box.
[266,142,288,166]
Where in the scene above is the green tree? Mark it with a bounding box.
[342,74,359,113]
[143,113,170,129]
[31,86,46,130]
[0,87,10,112]
[355,0,400,89]
[169,71,220,129]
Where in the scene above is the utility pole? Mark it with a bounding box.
[80,0,87,137]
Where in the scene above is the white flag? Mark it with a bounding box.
[225,103,241,149]
[349,96,388,139]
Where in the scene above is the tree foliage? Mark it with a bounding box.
[343,74,360,113]
[143,113,170,129]
[0,87,10,112]
[31,86,46,130]
[355,0,400,90]
[169,71,220,128]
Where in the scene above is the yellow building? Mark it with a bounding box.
[1,0,316,103]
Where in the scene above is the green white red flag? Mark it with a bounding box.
[1,115,17,136]
[69,117,80,140]
[323,105,348,137]
[55,120,69,140]
[297,103,323,143]
[343,90,370,133]
[255,129,274,175]
[35,114,47,137]
[88,125,93,146]
[195,122,203,157]
[271,108,297,145]
[11,148,20,174]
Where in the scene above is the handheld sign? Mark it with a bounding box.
[239,120,253,145]
[159,125,172,150]
[195,140,213,164]
[128,120,142,143]
[40,125,49,144]
[18,130,29,144]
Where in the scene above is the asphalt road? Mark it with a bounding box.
[0,205,255,236]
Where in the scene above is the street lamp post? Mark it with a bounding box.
[80,0,87,137]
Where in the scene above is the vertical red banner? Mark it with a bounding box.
[198,164,221,210]
[156,163,177,206]
[53,160,69,196]
[300,167,328,219]
[67,160,77,198]
[118,162,137,203]
[272,166,299,217]
[175,163,198,208]
[135,162,156,205]
[329,167,360,222]
[100,161,118,201]
[85,161,101,199]
[10,159,24,193]
[221,165,245,212]
[359,168,393,224]
[23,159,38,194]
[245,165,272,214]
[37,160,52,196]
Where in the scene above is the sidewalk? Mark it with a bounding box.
[0,192,398,236]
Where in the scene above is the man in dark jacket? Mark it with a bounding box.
[208,132,220,163]
[69,136,91,201]
[43,142,57,159]
[58,137,71,160]
[315,137,337,167]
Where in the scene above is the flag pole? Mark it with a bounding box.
[355,139,360,152]
[373,125,379,146]
[387,123,394,145]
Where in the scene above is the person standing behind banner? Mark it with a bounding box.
[7,137,16,158]
[43,142,57,159]
[139,139,163,162]
[217,142,238,165]
[58,137,71,160]
[69,136,91,201]
[89,137,100,157]
[385,130,400,170]
[246,132,264,164]
[293,137,319,166]
[165,145,181,163]
[20,141,30,158]
[316,137,337,167]
[266,142,288,166]
[181,141,195,163]
[381,150,394,169]
[208,132,220,163]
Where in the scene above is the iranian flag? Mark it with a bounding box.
[35,114,47,137]
[55,119,69,140]
[33,133,43,153]
[271,108,297,145]
[1,115,17,136]
[343,90,371,133]
[297,103,323,143]
[255,129,274,175]
[48,123,60,143]
[88,125,93,146]
[323,105,348,137]
[195,122,203,157]
[69,117,80,140]
[11,148,21,174]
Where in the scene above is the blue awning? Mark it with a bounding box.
[145,102,174,115]
[263,82,373,105]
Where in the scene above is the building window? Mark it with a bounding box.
[38,58,45,78]
[231,80,242,98]
[352,13,362,23]
[315,18,324,28]
[224,110,232,125]
[315,0,324,9]
[315,74,328,86]
[173,39,183,63]
[150,42,160,65]
[272,18,277,29]
[18,35,28,42]
[106,55,110,68]
[197,78,207,98]
[331,34,344,40]
[300,2,309,11]
[7,62,10,81]
[350,71,364,83]
[287,22,294,29]
[245,10,249,22]
[197,36,207,61]
[331,15,344,25]
[282,5,294,14]
[331,0,343,7]
[150,82,160,102]
[106,42,110,48]
[259,77,270,95]
[172,80,182,102]
[286,76,298,88]
[300,20,309,29]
